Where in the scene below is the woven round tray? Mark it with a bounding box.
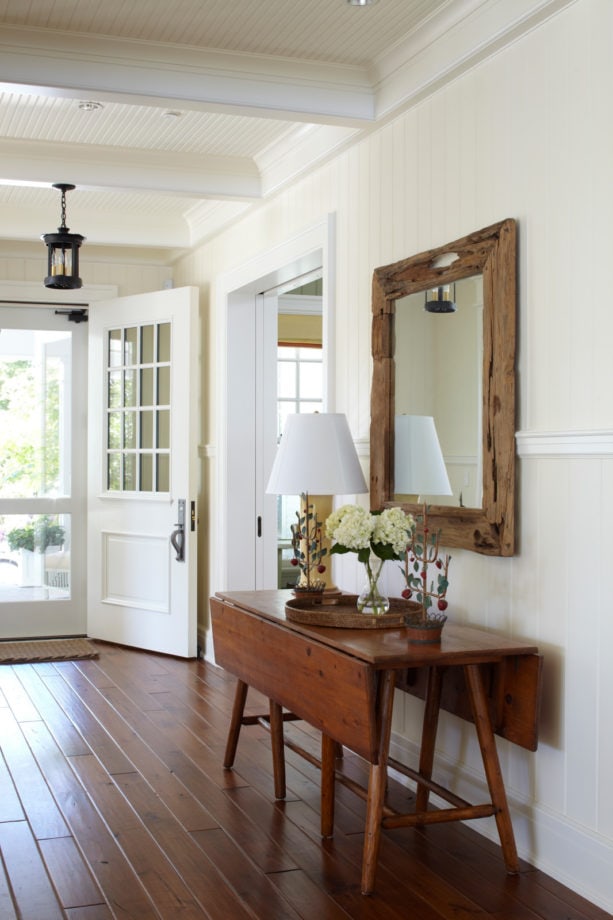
[285,595,421,629]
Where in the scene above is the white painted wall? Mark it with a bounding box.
[173,0,613,910]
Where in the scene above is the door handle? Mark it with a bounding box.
[171,499,186,562]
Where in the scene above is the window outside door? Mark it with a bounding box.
[0,307,87,638]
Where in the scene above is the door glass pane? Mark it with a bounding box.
[0,328,71,499]
[124,327,138,365]
[157,366,170,405]
[141,367,154,406]
[141,325,154,364]
[108,371,121,408]
[123,369,136,407]
[157,454,169,492]
[105,322,171,494]
[123,453,136,490]
[158,323,171,362]
[108,329,122,367]
[140,453,153,492]
[0,513,71,600]
[123,412,136,450]
[141,410,153,449]
[108,453,121,490]
[157,410,170,449]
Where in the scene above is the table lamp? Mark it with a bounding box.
[266,413,368,592]
[393,414,452,503]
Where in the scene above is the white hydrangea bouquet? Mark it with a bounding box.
[325,505,415,614]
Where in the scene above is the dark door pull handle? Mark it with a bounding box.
[170,525,185,562]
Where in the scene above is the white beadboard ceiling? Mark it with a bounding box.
[0,0,573,260]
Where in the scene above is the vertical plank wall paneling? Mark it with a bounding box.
[167,0,612,909]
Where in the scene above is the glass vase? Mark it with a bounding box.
[357,554,390,615]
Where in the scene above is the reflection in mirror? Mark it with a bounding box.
[394,275,483,508]
[370,218,516,556]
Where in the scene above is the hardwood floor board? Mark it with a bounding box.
[162,749,299,874]
[148,690,232,754]
[524,872,613,920]
[191,826,303,919]
[0,665,41,721]
[0,745,25,822]
[0,708,70,839]
[146,707,256,790]
[46,663,221,832]
[110,771,257,920]
[0,848,19,920]
[38,671,138,775]
[0,820,65,919]
[38,835,106,911]
[15,665,93,756]
[268,867,357,920]
[76,653,171,712]
[226,785,414,920]
[279,797,445,919]
[20,720,160,918]
[65,906,115,919]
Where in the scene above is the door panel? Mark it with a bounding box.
[87,287,199,657]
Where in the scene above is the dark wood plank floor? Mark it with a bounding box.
[0,641,609,919]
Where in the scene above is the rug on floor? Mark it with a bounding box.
[0,637,98,664]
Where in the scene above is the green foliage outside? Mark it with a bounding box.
[7,517,65,553]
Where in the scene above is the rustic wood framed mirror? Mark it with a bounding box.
[370,218,516,556]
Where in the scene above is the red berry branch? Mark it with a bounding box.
[400,505,450,624]
[290,493,327,592]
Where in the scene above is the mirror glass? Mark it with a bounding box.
[370,219,516,556]
[394,274,483,509]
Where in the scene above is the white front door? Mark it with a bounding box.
[87,287,199,657]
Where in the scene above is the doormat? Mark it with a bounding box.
[0,637,98,665]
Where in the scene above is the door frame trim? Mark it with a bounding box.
[210,214,336,656]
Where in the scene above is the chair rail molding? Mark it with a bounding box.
[515,429,613,459]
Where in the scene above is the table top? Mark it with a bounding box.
[215,589,538,669]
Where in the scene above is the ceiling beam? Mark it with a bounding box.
[0,138,261,200]
[0,25,375,127]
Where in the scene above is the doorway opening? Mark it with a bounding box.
[0,306,87,638]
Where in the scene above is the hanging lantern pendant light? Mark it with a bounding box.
[42,183,85,290]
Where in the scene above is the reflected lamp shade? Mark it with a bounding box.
[266,413,368,496]
[394,415,452,496]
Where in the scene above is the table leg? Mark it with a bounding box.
[464,664,519,874]
[415,666,443,813]
[362,669,396,895]
[321,733,336,837]
[224,679,248,768]
[269,700,286,799]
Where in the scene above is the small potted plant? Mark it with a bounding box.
[400,505,450,642]
[7,517,65,587]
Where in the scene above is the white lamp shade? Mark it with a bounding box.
[266,413,368,495]
[394,415,452,496]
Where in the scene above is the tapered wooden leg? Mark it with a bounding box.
[361,670,396,895]
[321,733,336,837]
[224,679,248,768]
[464,664,519,874]
[269,700,286,799]
[415,666,444,813]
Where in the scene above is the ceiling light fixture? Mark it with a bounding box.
[78,101,103,111]
[347,0,378,6]
[41,183,85,290]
